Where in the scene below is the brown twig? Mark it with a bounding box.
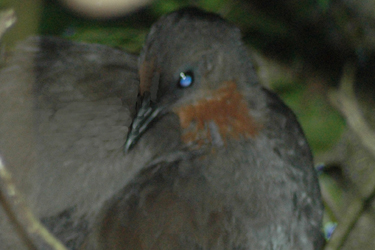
[0,8,16,39]
[0,9,67,249]
[325,63,375,250]
[0,157,68,250]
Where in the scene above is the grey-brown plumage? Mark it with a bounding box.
[0,37,140,249]
[83,8,324,250]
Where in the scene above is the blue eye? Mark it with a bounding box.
[178,71,194,88]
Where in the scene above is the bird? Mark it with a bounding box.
[80,7,324,250]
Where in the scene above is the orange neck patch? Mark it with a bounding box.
[173,81,258,146]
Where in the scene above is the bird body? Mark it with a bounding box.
[83,7,323,250]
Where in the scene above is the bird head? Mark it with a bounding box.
[125,7,260,152]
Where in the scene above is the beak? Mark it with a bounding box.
[123,91,165,153]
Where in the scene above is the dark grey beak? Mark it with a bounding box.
[124,91,165,153]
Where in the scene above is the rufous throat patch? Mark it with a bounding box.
[173,81,258,146]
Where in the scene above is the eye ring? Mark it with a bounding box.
[178,71,194,88]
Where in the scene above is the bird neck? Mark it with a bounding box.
[173,81,260,149]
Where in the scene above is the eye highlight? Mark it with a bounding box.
[178,71,194,88]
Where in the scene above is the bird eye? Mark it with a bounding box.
[178,71,194,88]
